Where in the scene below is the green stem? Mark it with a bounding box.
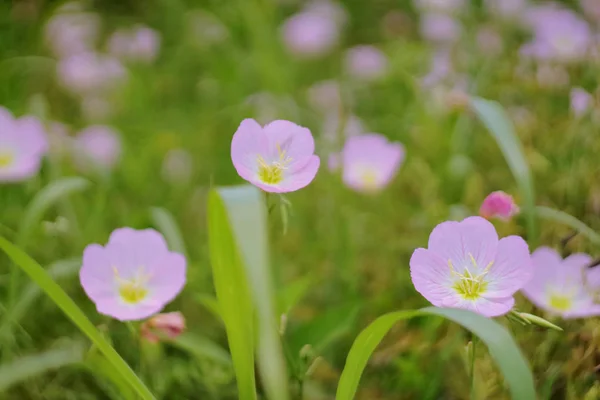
[470,337,477,400]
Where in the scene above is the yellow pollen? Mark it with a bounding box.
[548,293,573,311]
[257,143,293,185]
[0,151,14,167]
[113,266,150,304]
[449,254,493,301]
[360,168,379,189]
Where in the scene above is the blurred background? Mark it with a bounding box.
[1,0,600,398]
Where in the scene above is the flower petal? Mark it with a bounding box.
[484,236,532,299]
[231,118,267,181]
[277,155,320,192]
[263,120,315,172]
[147,252,186,305]
[96,298,164,321]
[80,244,116,302]
[410,248,454,306]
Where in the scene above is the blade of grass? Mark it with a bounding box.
[150,207,188,258]
[0,341,85,392]
[207,190,257,400]
[170,332,233,367]
[217,186,290,400]
[336,307,536,400]
[0,237,155,400]
[9,177,90,309]
[536,206,600,245]
[470,97,537,244]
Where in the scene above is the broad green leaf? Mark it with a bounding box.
[0,237,155,400]
[209,185,290,400]
[336,307,535,400]
[0,341,85,392]
[170,333,232,367]
[150,207,189,258]
[536,206,600,245]
[470,98,537,243]
[207,190,257,400]
[0,258,80,339]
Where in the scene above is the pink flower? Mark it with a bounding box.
[522,247,600,319]
[420,13,462,44]
[108,25,161,63]
[141,312,186,343]
[484,0,526,19]
[570,87,593,117]
[307,80,342,112]
[340,134,404,193]
[344,45,389,81]
[45,11,100,57]
[57,52,127,95]
[281,11,339,58]
[410,216,533,317]
[80,228,186,321]
[479,191,519,221]
[0,107,48,182]
[73,125,121,171]
[231,119,320,193]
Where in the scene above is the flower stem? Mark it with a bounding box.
[470,337,477,400]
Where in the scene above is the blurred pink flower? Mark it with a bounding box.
[521,5,592,64]
[340,134,404,193]
[414,0,466,14]
[581,0,600,22]
[570,87,593,117]
[307,80,342,112]
[0,108,48,182]
[108,25,161,63]
[522,247,600,318]
[420,13,462,44]
[57,52,127,95]
[80,228,186,321]
[476,26,504,56]
[45,11,100,57]
[73,125,121,171]
[479,191,519,221]
[421,49,453,88]
[410,216,533,317]
[305,0,348,25]
[162,148,193,185]
[344,45,389,81]
[141,312,186,343]
[231,119,320,193]
[281,11,339,58]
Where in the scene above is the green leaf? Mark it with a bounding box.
[150,207,189,258]
[0,341,85,392]
[208,185,290,400]
[277,275,313,316]
[336,307,535,400]
[195,293,223,323]
[470,98,537,243]
[85,348,137,400]
[170,332,232,367]
[0,237,155,400]
[536,206,600,245]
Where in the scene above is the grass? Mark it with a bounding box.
[1,1,600,399]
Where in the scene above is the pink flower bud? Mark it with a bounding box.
[141,312,186,343]
[479,191,519,221]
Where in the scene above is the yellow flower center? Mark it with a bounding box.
[548,293,573,311]
[0,151,14,168]
[449,254,493,301]
[113,267,150,304]
[360,168,379,189]
[257,143,292,185]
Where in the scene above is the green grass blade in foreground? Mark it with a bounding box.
[470,98,537,243]
[536,206,600,245]
[0,341,85,392]
[0,237,155,400]
[207,190,257,400]
[336,307,535,400]
[150,207,188,258]
[210,185,290,400]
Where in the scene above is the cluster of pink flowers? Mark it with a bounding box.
[107,25,161,63]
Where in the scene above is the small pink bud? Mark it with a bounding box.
[141,312,186,343]
[479,191,519,221]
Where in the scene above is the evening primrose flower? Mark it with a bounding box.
[0,108,48,182]
[72,125,121,171]
[410,216,533,317]
[340,134,404,193]
[479,191,519,221]
[231,119,320,193]
[521,247,600,319]
[141,312,186,343]
[80,228,186,321]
